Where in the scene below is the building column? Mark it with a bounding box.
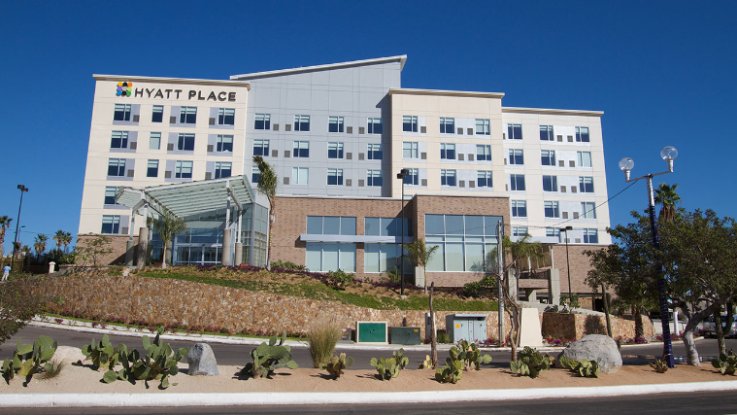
[548,268,561,305]
[137,226,149,269]
[125,214,135,266]
[234,209,243,266]
[221,198,232,266]
[248,205,257,266]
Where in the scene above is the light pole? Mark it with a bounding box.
[559,225,573,306]
[396,168,409,296]
[11,184,29,273]
[618,145,678,368]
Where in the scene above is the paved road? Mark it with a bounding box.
[1,391,736,414]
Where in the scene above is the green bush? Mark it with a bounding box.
[307,320,342,368]
[325,269,353,290]
[461,275,497,298]
[271,260,306,271]
[0,279,43,345]
[436,329,451,344]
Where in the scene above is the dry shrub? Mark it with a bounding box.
[307,318,342,368]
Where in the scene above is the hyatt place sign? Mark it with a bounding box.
[116,81,237,102]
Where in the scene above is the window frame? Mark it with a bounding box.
[477,170,493,188]
[254,113,271,130]
[174,160,193,179]
[328,116,345,133]
[294,114,310,131]
[179,106,197,124]
[327,168,344,186]
[507,123,523,140]
[544,201,560,218]
[440,169,457,187]
[253,139,269,156]
[146,159,159,178]
[508,148,524,165]
[367,117,383,134]
[439,117,455,134]
[510,174,526,191]
[293,140,309,158]
[475,118,490,135]
[402,115,418,133]
[217,108,235,126]
[539,125,554,141]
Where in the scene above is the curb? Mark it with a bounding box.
[2,381,737,407]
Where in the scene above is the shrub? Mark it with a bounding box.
[271,260,307,272]
[240,334,298,379]
[1,335,58,386]
[307,319,342,368]
[325,353,352,379]
[0,279,43,345]
[510,347,553,378]
[325,269,353,290]
[461,282,482,298]
[712,350,737,375]
[370,349,409,380]
[37,361,65,380]
[436,329,451,344]
[435,340,492,383]
[650,358,669,373]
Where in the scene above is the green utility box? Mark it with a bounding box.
[356,321,388,344]
[389,327,421,345]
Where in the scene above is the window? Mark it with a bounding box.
[546,227,561,238]
[512,226,529,237]
[327,168,343,185]
[110,131,129,149]
[579,176,594,193]
[254,113,271,130]
[214,162,232,179]
[511,200,527,217]
[510,174,526,191]
[509,149,524,165]
[113,104,131,121]
[425,214,502,272]
[475,119,490,135]
[540,125,554,141]
[328,116,344,133]
[293,141,309,157]
[292,167,308,185]
[440,117,455,134]
[306,216,356,236]
[327,142,344,159]
[294,115,310,131]
[364,244,404,273]
[101,215,121,234]
[476,144,491,161]
[146,160,158,177]
[367,143,382,160]
[175,160,193,179]
[253,139,269,156]
[543,175,558,192]
[180,106,197,124]
[177,133,195,151]
[152,105,163,123]
[306,242,356,272]
[367,170,382,187]
[104,187,118,205]
[581,202,597,219]
[218,108,235,125]
[251,166,260,183]
[365,217,409,237]
[477,171,493,188]
[440,143,456,160]
[441,169,456,186]
[576,126,590,142]
[149,132,161,150]
[107,158,126,177]
[403,141,419,159]
[403,168,419,185]
[577,151,592,167]
[367,117,383,134]
[584,228,599,243]
[544,201,560,218]
[403,115,418,132]
[541,150,556,166]
[216,135,233,152]
[507,124,523,140]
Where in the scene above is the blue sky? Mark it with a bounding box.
[1,0,735,251]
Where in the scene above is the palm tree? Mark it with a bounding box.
[655,183,680,223]
[61,231,72,253]
[33,234,48,260]
[154,212,187,269]
[253,155,277,269]
[0,216,11,266]
[53,230,65,253]
[403,238,439,290]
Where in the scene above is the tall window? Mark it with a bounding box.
[253,139,269,156]
[175,160,193,179]
[251,167,260,183]
[292,167,309,185]
[367,143,382,160]
[149,132,161,150]
[293,141,309,157]
[327,142,344,159]
[511,200,527,218]
[110,131,129,149]
[475,119,490,135]
[476,144,491,161]
[546,227,561,238]
[579,176,595,193]
[180,106,197,124]
[305,216,357,272]
[177,133,195,151]
[477,171,493,188]
[542,175,558,192]
[425,214,502,272]
[113,104,131,121]
[440,143,456,160]
[576,126,590,142]
[584,228,599,243]
[544,201,560,218]
[403,115,418,132]
[403,141,419,159]
[104,187,118,205]
[510,174,526,191]
[512,227,529,237]
[328,116,344,133]
[540,125,554,141]
[214,162,232,179]
[101,215,121,234]
[441,169,456,186]
[152,105,163,123]
[254,113,271,130]
[216,135,233,152]
[146,160,158,177]
[508,149,524,165]
[327,168,344,185]
[367,117,383,134]
[218,108,235,125]
[439,117,455,134]
[577,151,592,167]
[507,124,523,140]
[107,158,126,177]
[294,114,310,131]
[367,170,382,186]
[403,168,419,185]
[581,202,597,219]
[541,149,556,166]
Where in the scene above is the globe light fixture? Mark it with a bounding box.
[660,145,678,172]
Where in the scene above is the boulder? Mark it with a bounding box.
[51,346,86,366]
[187,343,219,376]
[559,334,622,373]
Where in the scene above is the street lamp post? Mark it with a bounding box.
[618,145,678,368]
[396,168,409,296]
[11,184,29,273]
[559,225,573,306]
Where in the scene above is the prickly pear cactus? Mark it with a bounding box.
[510,346,552,378]
[81,334,118,371]
[240,334,299,379]
[325,353,353,379]
[370,348,408,380]
[1,335,58,386]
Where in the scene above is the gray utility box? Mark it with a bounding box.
[446,314,487,343]
[389,327,421,345]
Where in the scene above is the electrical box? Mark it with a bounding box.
[389,327,421,345]
[356,321,388,344]
[446,314,487,343]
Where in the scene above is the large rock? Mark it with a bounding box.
[187,343,219,376]
[51,346,86,366]
[559,334,622,373]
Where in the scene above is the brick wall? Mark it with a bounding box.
[76,234,138,266]
[551,244,606,295]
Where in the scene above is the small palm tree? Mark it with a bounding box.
[154,212,187,269]
[53,230,65,253]
[403,238,439,290]
[61,231,72,253]
[253,155,277,269]
[655,183,680,223]
[0,216,11,266]
[33,234,48,260]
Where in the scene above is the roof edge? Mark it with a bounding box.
[503,106,603,116]
[389,88,505,99]
[229,55,407,80]
[93,74,251,89]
